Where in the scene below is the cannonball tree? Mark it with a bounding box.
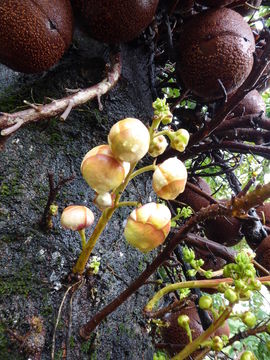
[0,1,270,360]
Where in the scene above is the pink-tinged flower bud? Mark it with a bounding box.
[148,135,168,158]
[81,145,130,194]
[94,192,115,211]
[124,202,171,253]
[152,157,187,200]
[108,118,150,163]
[61,205,94,231]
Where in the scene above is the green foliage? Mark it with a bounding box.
[153,351,169,360]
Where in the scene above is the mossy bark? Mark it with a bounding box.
[0,29,156,359]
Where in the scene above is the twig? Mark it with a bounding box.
[185,181,218,204]
[51,279,83,360]
[65,279,86,360]
[40,172,75,230]
[226,323,269,346]
[213,114,270,132]
[179,141,270,161]
[0,53,122,136]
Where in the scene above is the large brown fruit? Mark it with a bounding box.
[255,235,270,273]
[204,200,242,246]
[71,0,158,43]
[0,0,73,73]
[176,8,255,100]
[176,178,211,212]
[161,302,203,356]
[232,90,266,117]
[256,203,270,226]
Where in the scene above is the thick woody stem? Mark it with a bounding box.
[0,53,121,136]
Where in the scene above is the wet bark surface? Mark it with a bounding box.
[0,29,156,360]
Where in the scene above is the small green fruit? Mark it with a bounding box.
[242,312,256,328]
[240,350,257,360]
[199,295,213,310]
[224,289,238,303]
[211,336,223,351]
[177,314,190,328]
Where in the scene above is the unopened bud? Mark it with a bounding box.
[169,129,190,152]
[211,336,223,351]
[152,157,187,200]
[108,118,150,163]
[149,135,168,157]
[81,145,130,194]
[124,202,171,253]
[240,351,257,360]
[94,192,114,211]
[224,289,238,303]
[177,314,190,328]
[242,312,256,328]
[61,205,94,231]
[152,98,173,125]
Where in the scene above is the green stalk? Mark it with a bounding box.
[78,229,86,250]
[153,129,170,138]
[128,164,156,181]
[172,307,232,360]
[149,116,162,139]
[72,162,138,274]
[73,208,115,274]
[145,278,233,312]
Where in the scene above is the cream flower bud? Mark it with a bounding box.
[108,118,150,163]
[169,129,190,152]
[94,192,114,211]
[124,202,171,253]
[81,145,130,194]
[148,135,168,158]
[152,157,187,200]
[61,205,94,231]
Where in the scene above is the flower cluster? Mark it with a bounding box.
[60,99,189,264]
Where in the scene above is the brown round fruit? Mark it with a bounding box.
[71,0,158,43]
[176,8,255,100]
[0,0,73,73]
[256,203,270,226]
[176,177,211,212]
[232,90,266,117]
[197,0,234,6]
[161,302,203,356]
[255,235,270,274]
[204,200,242,246]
